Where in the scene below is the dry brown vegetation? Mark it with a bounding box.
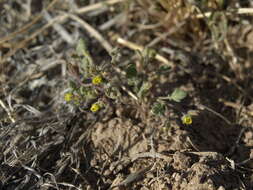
[1,0,253,189]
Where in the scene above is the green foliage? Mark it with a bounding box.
[169,88,187,102]
[158,65,171,74]
[137,48,156,70]
[141,48,156,65]
[151,102,166,115]
[66,38,192,126]
[137,81,152,99]
[69,80,78,90]
[126,64,137,78]
[76,39,94,77]
[105,86,121,100]
[208,12,228,42]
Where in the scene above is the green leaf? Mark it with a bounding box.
[143,48,156,59]
[151,102,165,115]
[126,64,137,78]
[158,65,171,74]
[69,80,77,90]
[76,39,87,56]
[76,39,94,76]
[170,88,187,102]
[137,82,152,98]
[105,87,121,99]
[140,48,157,67]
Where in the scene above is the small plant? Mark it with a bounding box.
[151,101,166,116]
[65,39,193,125]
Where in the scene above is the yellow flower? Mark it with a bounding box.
[90,102,101,112]
[64,92,73,102]
[92,75,102,85]
[181,115,192,125]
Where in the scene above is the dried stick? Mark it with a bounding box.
[0,0,123,44]
[196,103,233,126]
[66,13,113,53]
[0,0,124,64]
[196,8,253,18]
[76,0,125,14]
[0,99,15,123]
[0,0,59,44]
[117,37,175,68]
[43,11,74,45]
[0,14,68,63]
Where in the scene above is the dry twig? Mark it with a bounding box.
[117,37,175,68]
[0,0,124,64]
[0,0,59,45]
[196,8,253,18]
[66,13,113,53]
[0,99,15,123]
[76,0,125,14]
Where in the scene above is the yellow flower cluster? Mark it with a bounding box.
[92,75,102,85]
[181,115,192,125]
[90,102,101,112]
[64,92,73,102]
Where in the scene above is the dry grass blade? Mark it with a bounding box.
[0,0,124,65]
[196,103,233,126]
[0,99,15,123]
[43,11,74,45]
[0,14,68,64]
[0,0,59,44]
[67,13,113,53]
[76,0,125,14]
[196,8,253,18]
[117,37,175,68]
[109,164,153,189]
